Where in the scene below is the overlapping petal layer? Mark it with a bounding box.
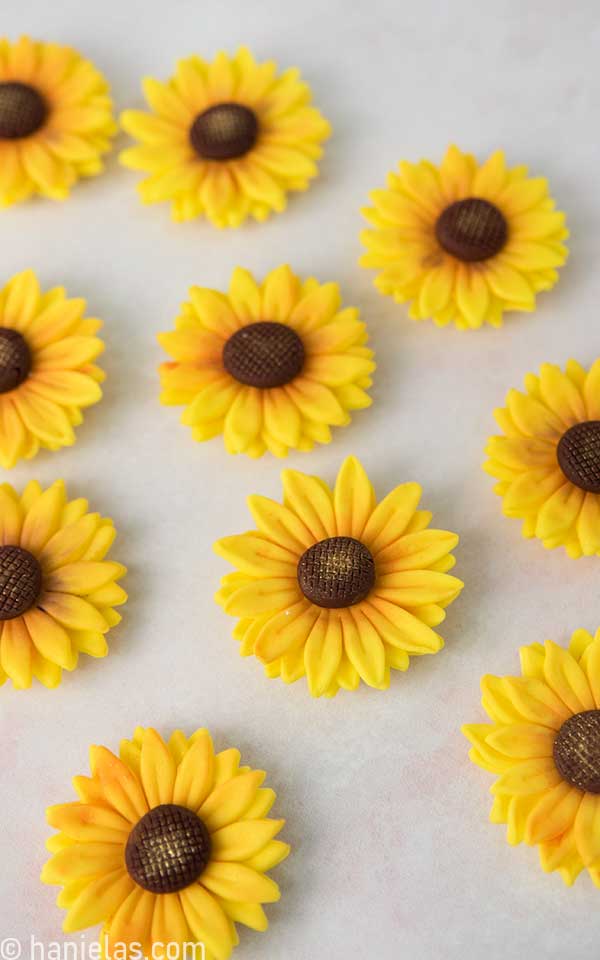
[159,265,375,458]
[463,629,600,887]
[214,456,463,696]
[0,270,105,467]
[484,359,600,557]
[120,48,330,227]
[0,36,116,206]
[360,145,568,330]
[43,727,289,960]
[0,479,126,690]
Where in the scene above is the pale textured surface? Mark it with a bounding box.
[1,1,600,957]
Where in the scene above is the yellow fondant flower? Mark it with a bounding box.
[0,270,105,468]
[0,479,126,690]
[463,628,600,888]
[360,145,568,330]
[0,36,116,206]
[158,265,375,459]
[43,726,289,960]
[484,359,600,558]
[214,456,463,697]
[120,48,330,227]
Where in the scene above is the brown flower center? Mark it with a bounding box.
[223,321,305,388]
[190,103,258,161]
[556,421,600,493]
[0,82,48,139]
[297,536,375,608]
[553,710,600,794]
[435,197,508,262]
[0,546,42,620]
[125,804,212,894]
[0,328,31,393]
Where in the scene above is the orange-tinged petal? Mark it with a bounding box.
[90,745,149,823]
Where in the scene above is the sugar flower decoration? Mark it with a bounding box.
[120,48,331,227]
[484,359,600,558]
[43,726,289,959]
[158,265,375,458]
[360,145,568,330]
[0,270,105,468]
[463,628,600,888]
[214,456,463,697]
[0,479,126,690]
[0,36,116,206]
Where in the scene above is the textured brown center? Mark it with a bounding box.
[0,328,31,393]
[554,710,600,794]
[297,536,375,608]
[223,321,305,388]
[556,421,600,493]
[435,197,508,262]
[0,546,42,620]
[190,103,258,161]
[125,804,211,894]
[0,82,47,139]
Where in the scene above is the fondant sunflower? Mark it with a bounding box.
[158,265,375,458]
[0,270,105,468]
[360,145,568,330]
[120,48,331,227]
[0,479,126,690]
[214,456,463,697]
[484,359,600,558]
[463,628,600,888]
[0,36,116,206]
[43,727,289,960]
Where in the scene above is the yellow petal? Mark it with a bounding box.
[201,861,280,903]
[23,609,74,670]
[281,469,335,539]
[173,730,215,810]
[40,592,109,633]
[246,495,313,551]
[333,456,375,539]
[375,529,458,571]
[583,359,600,419]
[46,802,131,843]
[253,602,318,662]
[538,363,586,425]
[199,770,265,832]
[20,480,66,553]
[304,615,342,697]
[542,639,595,713]
[0,485,22,543]
[342,608,386,687]
[45,561,124,595]
[491,757,562,796]
[140,728,176,808]
[214,533,297,577]
[362,483,422,554]
[90,745,149,823]
[223,578,299,617]
[63,870,134,934]
[261,265,301,321]
[179,883,234,960]
[574,792,600,866]
[0,617,32,688]
[524,781,581,843]
[41,842,124,884]
[535,483,584,540]
[211,818,284,861]
[481,675,569,727]
[485,723,554,759]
